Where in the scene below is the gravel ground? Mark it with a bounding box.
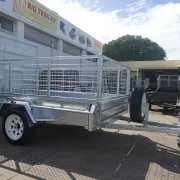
[0,105,180,180]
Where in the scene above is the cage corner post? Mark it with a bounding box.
[97,55,103,125]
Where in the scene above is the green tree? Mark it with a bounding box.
[103,35,166,61]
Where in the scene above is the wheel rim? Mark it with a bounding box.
[5,114,24,141]
[141,93,147,118]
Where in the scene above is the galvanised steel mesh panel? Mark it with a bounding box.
[2,57,98,100]
[102,57,130,99]
[102,69,118,94]
[0,60,9,93]
[119,69,127,94]
[158,75,179,89]
[11,59,44,95]
[158,75,168,88]
[0,56,130,101]
[169,76,179,89]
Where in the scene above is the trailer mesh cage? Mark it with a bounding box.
[0,56,130,101]
[157,75,180,91]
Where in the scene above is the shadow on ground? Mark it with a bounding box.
[150,106,178,116]
[0,124,180,180]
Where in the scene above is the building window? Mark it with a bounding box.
[0,15,13,33]
[63,41,81,56]
[87,52,94,55]
[24,25,57,49]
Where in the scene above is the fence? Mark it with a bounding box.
[0,34,38,59]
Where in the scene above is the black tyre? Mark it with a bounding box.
[2,109,35,145]
[163,106,168,111]
[130,87,147,123]
[149,103,152,110]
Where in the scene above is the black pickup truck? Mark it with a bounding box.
[146,75,180,110]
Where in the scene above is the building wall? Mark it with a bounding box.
[0,9,96,58]
[0,17,86,57]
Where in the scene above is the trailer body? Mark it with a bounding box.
[0,55,130,131]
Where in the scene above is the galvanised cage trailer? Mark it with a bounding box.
[0,55,179,148]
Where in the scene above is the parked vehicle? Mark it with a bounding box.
[146,75,180,110]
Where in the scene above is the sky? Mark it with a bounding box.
[38,0,180,60]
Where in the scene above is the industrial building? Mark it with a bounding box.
[0,0,102,59]
[121,60,180,90]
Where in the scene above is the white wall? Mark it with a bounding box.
[38,45,58,57]
[82,50,87,55]
[14,21,24,41]
[1,18,89,58]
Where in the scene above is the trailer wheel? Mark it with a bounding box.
[163,106,168,112]
[130,87,146,123]
[178,138,180,149]
[149,103,152,110]
[2,109,34,145]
